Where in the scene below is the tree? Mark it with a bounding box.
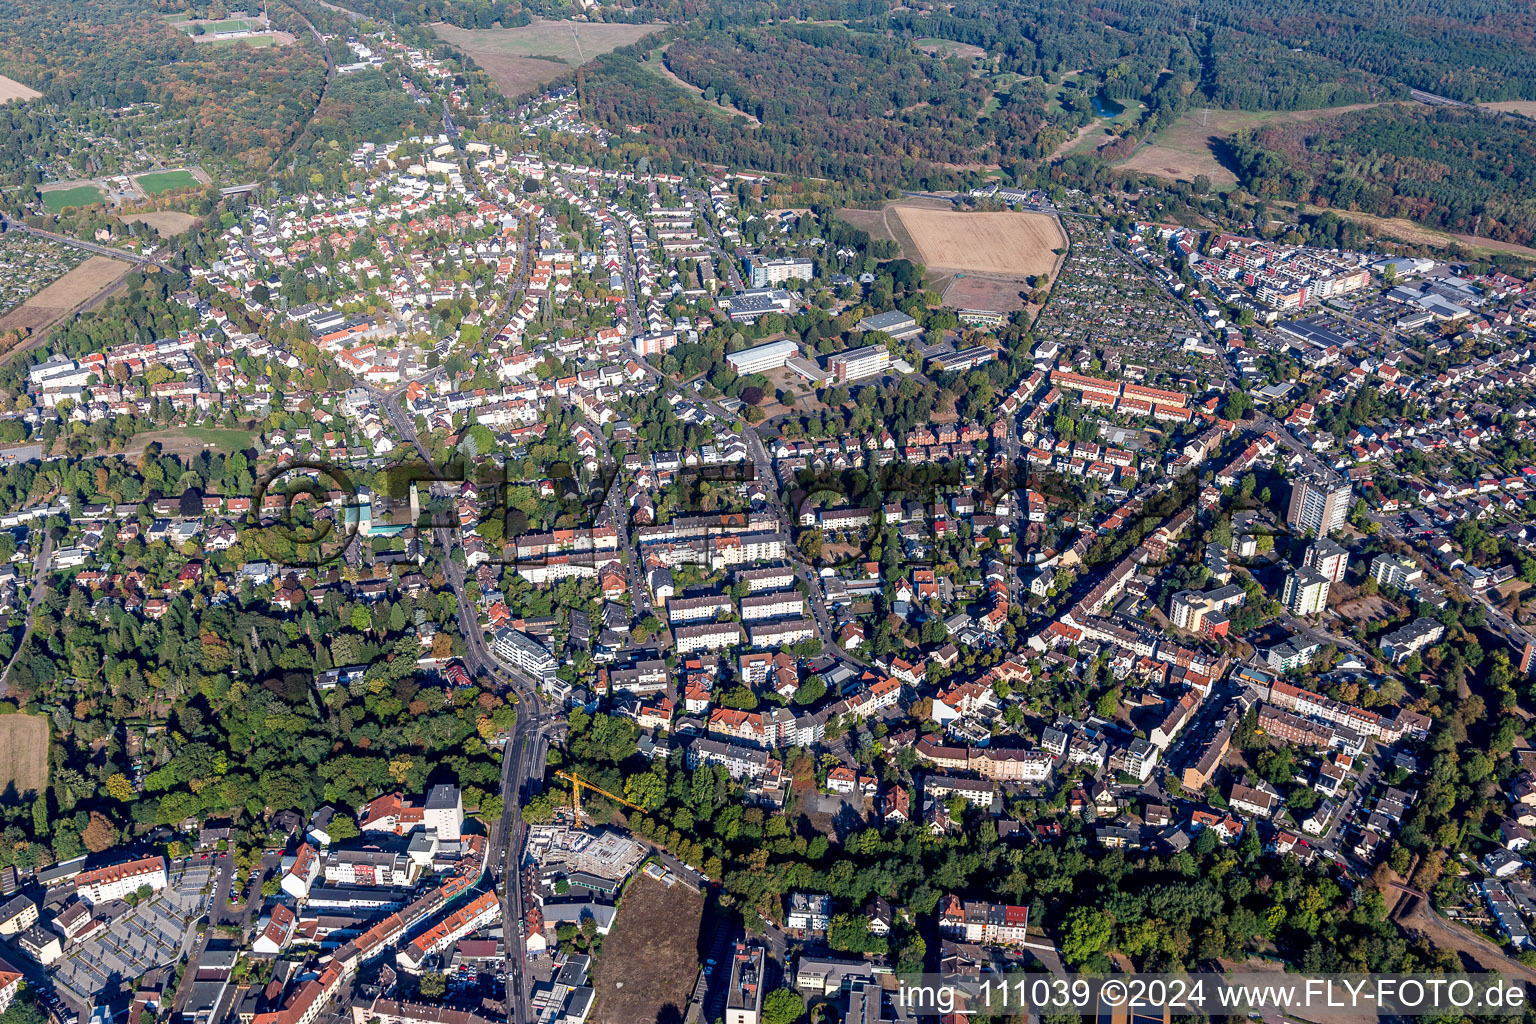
[762,988,805,1024]
[105,773,134,802]
[1060,907,1112,966]
[793,675,826,706]
[418,973,447,999]
[327,814,360,841]
[81,811,116,853]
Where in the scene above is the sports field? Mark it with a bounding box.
[42,185,104,212]
[188,17,263,32]
[136,169,199,194]
[0,715,49,799]
[894,206,1065,277]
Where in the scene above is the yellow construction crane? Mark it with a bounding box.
[555,770,643,825]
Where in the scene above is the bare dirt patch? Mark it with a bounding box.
[434,19,664,96]
[590,875,703,1024]
[942,275,1031,313]
[1335,594,1400,625]
[0,256,130,337]
[119,211,201,235]
[893,206,1065,277]
[1116,103,1395,186]
[0,715,49,799]
[0,74,41,104]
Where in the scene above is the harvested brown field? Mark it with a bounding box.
[1116,102,1394,186]
[1483,100,1536,117]
[0,715,49,799]
[893,206,1065,277]
[434,19,664,96]
[119,211,201,234]
[0,74,40,104]
[2,256,128,318]
[0,256,130,337]
[590,875,703,1024]
[1289,203,1536,257]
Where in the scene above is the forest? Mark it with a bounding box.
[0,449,513,873]
[1228,105,1536,247]
[0,0,326,181]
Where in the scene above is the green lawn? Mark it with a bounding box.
[183,426,257,450]
[205,34,275,46]
[184,17,262,33]
[42,185,104,212]
[136,170,198,194]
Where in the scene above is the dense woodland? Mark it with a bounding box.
[0,451,513,873]
[1230,105,1536,247]
[0,0,326,182]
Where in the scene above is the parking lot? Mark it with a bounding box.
[54,863,213,1004]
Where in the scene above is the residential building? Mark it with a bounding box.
[1303,537,1349,584]
[936,895,1029,947]
[1286,477,1351,536]
[75,855,167,905]
[725,942,766,1024]
[786,893,832,934]
[746,257,814,288]
[1282,566,1330,616]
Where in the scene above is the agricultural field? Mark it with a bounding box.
[0,234,85,320]
[0,714,49,799]
[1114,101,1392,185]
[894,205,1065,278]
[589,875,703,1024]
[840,201,1066,312]
[136,168,199,194]
[1484,100,1536,118]
[0,73,41,104]
[0,255,130,340]
[434,19,665,96]
[42,184,105,212]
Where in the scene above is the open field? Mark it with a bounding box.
[913,36,985,59]
[203,33,284,46]
[119,211,201,234]
[42,185,105,212]
[839,200,1067,311]
[122,426,258,460]
[1286,202,1536,258]
[942,275,1033,312]
[0,74,41,104]
[0,255,131,345]
[1484,100,1536,117]
[1115,102,1393,185]
[136,169,199,194]
[590,875,703,1024]
[434,19,664,96]
[0,715,49,799]
[894,206,1066,277]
